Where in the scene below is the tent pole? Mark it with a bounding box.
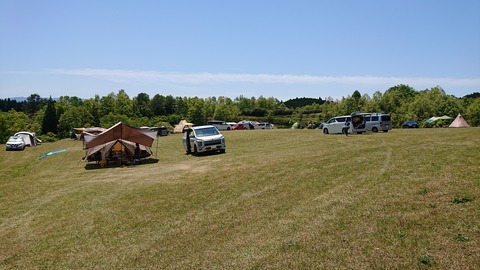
[156,135,159,159]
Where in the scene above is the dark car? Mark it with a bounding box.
[402,120,419,128]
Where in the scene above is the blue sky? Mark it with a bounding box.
[1,0,479,101]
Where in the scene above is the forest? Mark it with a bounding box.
[1,84,479,143]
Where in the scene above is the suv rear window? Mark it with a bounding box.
[382,115,391,121]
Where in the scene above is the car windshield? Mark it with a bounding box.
[9,137,23,142]
[195,127,220,137]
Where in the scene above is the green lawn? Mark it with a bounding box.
[1,128,479,269]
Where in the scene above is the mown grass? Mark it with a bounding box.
[0,128,479,269]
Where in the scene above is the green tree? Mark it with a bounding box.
[25,93,45,115]
[187,97,207,125]
[0,110,34,143]
[465,97,480,126]
[41,97,58,134]
[58,106,94,137]
[99,92,116,117]
[134,93,153,117]
[151,94,166,116]
[115,90,134,117]
[83,97,101,126]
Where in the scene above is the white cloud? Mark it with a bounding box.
[47,68,480,88]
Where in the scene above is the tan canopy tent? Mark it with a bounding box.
[449,114,470,128]
[83,139,153,162]
[83,122,157,163]
[173,119,193,133]
[84,122,157,149]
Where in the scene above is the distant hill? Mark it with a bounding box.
[9,97,27,102]
[2,97,59,102]
[283,97,325,109]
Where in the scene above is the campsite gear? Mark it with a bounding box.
[38,149,66,160]
[449,114,470,128]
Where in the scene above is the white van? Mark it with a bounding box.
[206,120,231,131]
[364,113,392,132]
[183,125,226,155]
[322,113,367,134]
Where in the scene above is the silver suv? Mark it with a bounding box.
[207,120,231,131]
[255,122,273,129]
[183,125,226,155]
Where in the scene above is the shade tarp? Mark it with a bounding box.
[425,115,454,123]
[84,122,157,149]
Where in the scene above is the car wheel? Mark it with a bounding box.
[372,127,378,133]
[323,128,329,134]
[383,130,388,132]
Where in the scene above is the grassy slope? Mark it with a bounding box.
[0,128,479,269]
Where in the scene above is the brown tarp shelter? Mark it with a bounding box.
[449,114,470,128]
[84,122,157,149]
[83,139,153,162]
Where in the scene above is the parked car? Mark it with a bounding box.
[149,126,169,136]
[6,136,26,151]
[402,120,419,128]
[254,122,273,129]
[322,113,367,134]
[364,113,392,132]
[207,120,231,131]
[182,125,226,155]
[231,123,248,130]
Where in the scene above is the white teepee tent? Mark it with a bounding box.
[449,114,470,128]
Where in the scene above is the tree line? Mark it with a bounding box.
[1,85,479,143]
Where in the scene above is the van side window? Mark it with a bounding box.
[371,116,379,121]
[365,116,371,121]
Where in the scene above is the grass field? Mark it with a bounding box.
[1,128,479,269]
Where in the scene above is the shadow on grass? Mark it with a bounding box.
[84,158,159,170]
[189,151,226,158]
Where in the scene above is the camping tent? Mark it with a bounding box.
[449,114,470,128]
[83,122,157,149]
[83,139,152,162]
[83,122,157,162]
[14,132,42,146]
[173,119,193,133]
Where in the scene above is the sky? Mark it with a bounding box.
[1,0,479,101]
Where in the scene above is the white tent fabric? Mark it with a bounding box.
[449,114,470,128]
[14,132,41,146]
